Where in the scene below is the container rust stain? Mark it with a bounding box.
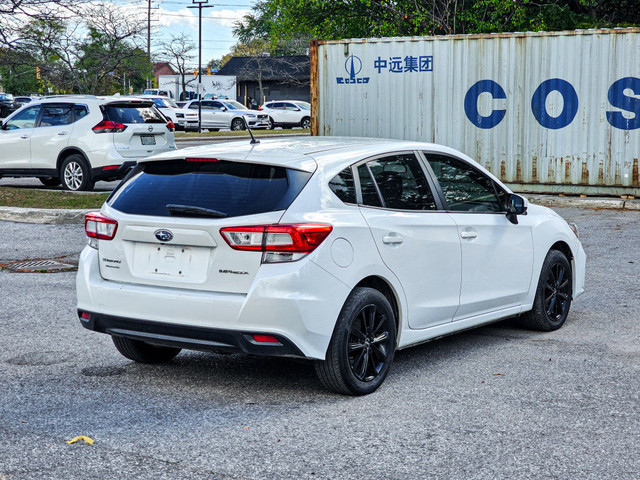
[633,159,639,186]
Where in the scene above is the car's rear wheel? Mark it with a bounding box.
[231,118,245,131]
[112,336,181,364]
[61,154,94,191]
[315,287,396,395]
[39,177,61,187]
[301,117,311,129]
[520,249,572,331]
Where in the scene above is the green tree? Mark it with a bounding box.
[234,0,640,43]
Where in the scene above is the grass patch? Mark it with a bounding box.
[174,128,309,138]
[0,187,108,209]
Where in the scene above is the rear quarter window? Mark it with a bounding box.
[108,159,312,218]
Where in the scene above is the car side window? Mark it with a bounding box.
[272,102,284,109]
[73,105,89,121]
[366,154,437,210]
[4,105,40,130]
[426,154,503,212]
[212,101,224,110]
[357,164,383,207]
[329,168,357,204]
[39,104,73,127]
[188,102,199,110]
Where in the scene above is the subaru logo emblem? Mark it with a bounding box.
[154,229,173,242]
[148,126,154,133]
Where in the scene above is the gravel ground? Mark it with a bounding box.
[0,207,638,480]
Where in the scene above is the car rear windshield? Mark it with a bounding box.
[108,159,312,218]
[103,103,166,124]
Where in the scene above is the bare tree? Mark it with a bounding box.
[0,0,85,48]
[156,34,197,101]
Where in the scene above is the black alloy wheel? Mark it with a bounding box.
[347,303,392,382]
[544,262,571,323]
[520,249,572,331]
[315,287,396,395]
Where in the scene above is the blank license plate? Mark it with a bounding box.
[131,243,209,282]
[141,135,156,145]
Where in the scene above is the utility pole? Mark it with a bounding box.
[147,0,151,89]
[188,0,213,133]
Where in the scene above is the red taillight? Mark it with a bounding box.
[102,165,119,170]
[258,106,263,111]
[185,157,219,162]
[85,212,118,240]
[167,121,175,132]
[80,312,91,320]
[252,334,280,344]
[92,120,127,133]
[220,224,333,256]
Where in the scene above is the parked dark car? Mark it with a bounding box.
[0,93,17,118]
[14,96,34,108]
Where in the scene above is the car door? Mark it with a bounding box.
[29,103,75,169]
[0,104,41,169]
[423,152,534,320]
[189,101,215,128]
[268,102,285,124]
[212,101,234,128]
[281,102,302,124]
[357,152,462,329]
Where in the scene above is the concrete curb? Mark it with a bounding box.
[175,132,309,142]
[0,206,92,224]
[0,194,638,225]
[524,194,640,211]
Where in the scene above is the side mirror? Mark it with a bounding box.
[221,106,227,111]
[506,193,527,224]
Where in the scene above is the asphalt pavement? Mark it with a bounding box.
[0,206,639,479]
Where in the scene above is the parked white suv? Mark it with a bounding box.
[259,100,311,129]
[137,95,199,131]
[76,137,586,395]
[0,96,177,190]
[183,99,269,131]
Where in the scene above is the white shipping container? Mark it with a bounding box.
[158,75,236,101]
[311,29,640,195]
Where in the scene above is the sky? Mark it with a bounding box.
[113,0,255,68]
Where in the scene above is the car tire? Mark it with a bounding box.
[112,336,181,364]
[60,154,94,191]
[39,177,61,187]
[301,117,311,129]
[315,287,396,395]
[267,117,275,130]
[231,118,245,131]
[520,249,572,331]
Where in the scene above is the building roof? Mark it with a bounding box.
[216,55,310,82]
[153,62,176,76]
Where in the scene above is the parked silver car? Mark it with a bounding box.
[184,99,269,131]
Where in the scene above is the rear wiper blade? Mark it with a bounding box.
[166,204,227,218]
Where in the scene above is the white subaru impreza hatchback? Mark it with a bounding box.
[76,137,586,395]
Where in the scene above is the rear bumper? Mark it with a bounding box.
[78,311,305,357]
[91,161,137,182]
[76,246,351,359]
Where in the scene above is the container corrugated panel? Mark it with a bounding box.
[313,29,640,195]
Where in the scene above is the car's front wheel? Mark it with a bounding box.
[231,118,245,131]
[267,117,275,129]
[315,287,396,395]
[112,336,181,364]
[61,154,94,191]
[520,249,572,331]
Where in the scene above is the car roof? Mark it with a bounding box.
[140,136,476,174]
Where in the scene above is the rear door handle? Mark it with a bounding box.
[460,230,478,239]
[20,134,29,139]
[382,234,404,245]
[58,131,69,136]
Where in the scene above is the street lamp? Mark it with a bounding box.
[187,0,214,133]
